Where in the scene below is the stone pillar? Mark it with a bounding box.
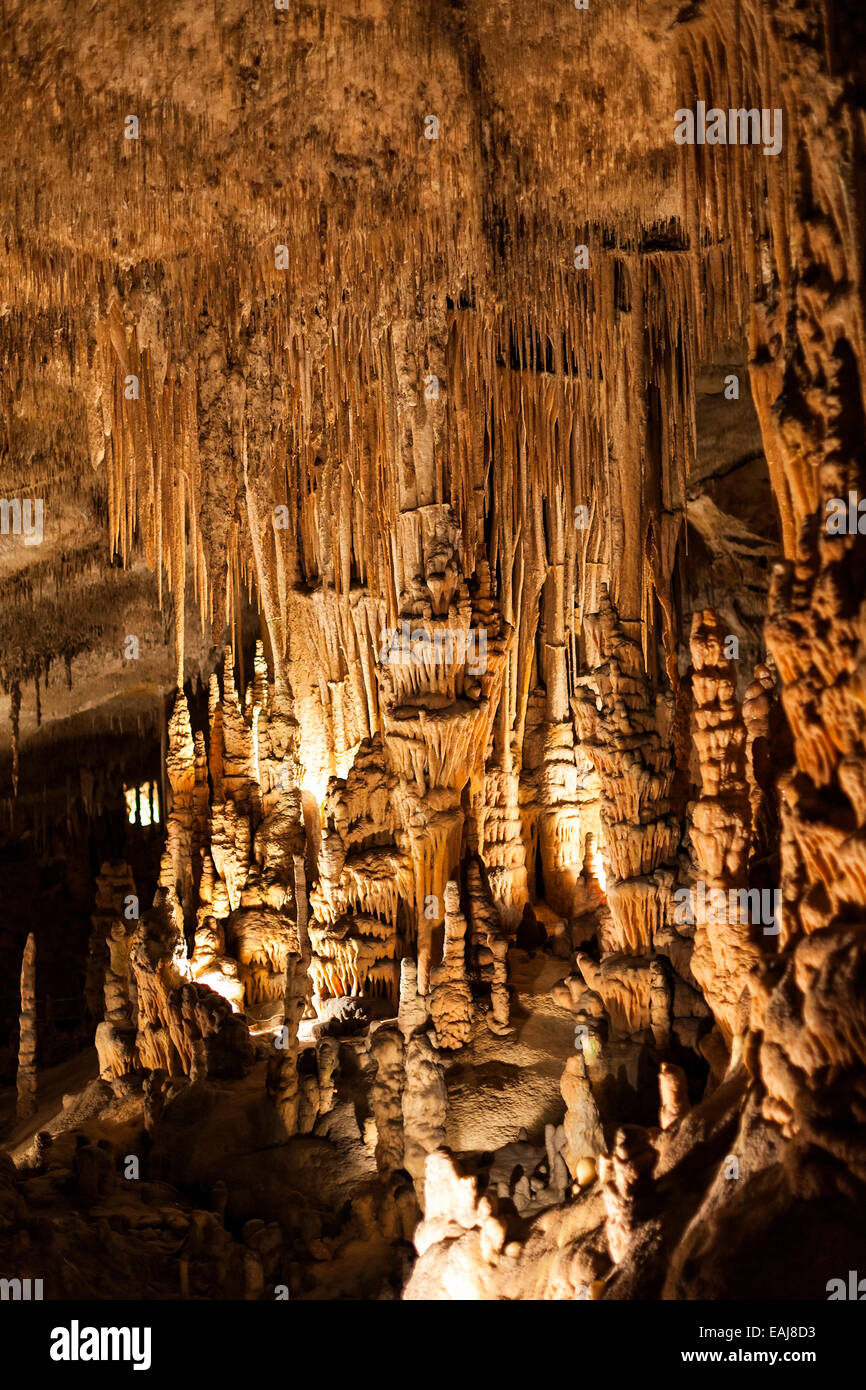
[16,932,37,1121]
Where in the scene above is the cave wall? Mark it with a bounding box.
[1,0,865,1303]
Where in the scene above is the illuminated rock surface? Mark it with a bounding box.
[0,0,865,1304]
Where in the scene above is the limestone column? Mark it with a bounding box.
[16,932,37,1121]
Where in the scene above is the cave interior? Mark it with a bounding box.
[1,0,865,1309]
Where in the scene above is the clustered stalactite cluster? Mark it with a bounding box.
[3,0,866,1301]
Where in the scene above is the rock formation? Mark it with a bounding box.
[15,934,37,1121]
[428,881,473,1049]
[0,0,865,1316]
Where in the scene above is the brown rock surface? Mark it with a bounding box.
[0,0,865,1311]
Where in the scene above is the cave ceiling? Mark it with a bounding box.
[0,0,865,1323]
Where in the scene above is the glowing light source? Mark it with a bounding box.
[591,842,607,894]
[124,781,160,826]
[300,770,329,807]
[336,743,361,781]
[297,741,361,810]
[196,966,243,1012]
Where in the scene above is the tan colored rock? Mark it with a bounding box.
[402,1035,447,1198]
[370,1023,405,1173]
[687,609,765,1049]
[86,861,137,1021]
[598,1126,656,1264]
[429,880,473,1049]
[398,957,429,1042]
[560,1052,606,1179]
[16,933,37,1120]
[658,1061,689,1131]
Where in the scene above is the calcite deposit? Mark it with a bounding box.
[0,0,865,1311]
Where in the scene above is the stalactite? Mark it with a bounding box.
[3,0,866,1311]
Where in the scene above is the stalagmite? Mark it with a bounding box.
[428,880,473,1049]
[560,1053,606,1182]
[413,1151,509,1269]
[16,932,37,1120]
[94,916,139,1085]
[687,609,764,1049]
[370,1023,406,1174]
[658,1062,690,1131]
[398,958,429,1042]
[573,590,678,957]
[598,1127,656,1264]
[486,934,511,1034]
[1,0,865,1315]
[402,1035,448,1199]
[269,954,307,1136]
[86,862,137,1020]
